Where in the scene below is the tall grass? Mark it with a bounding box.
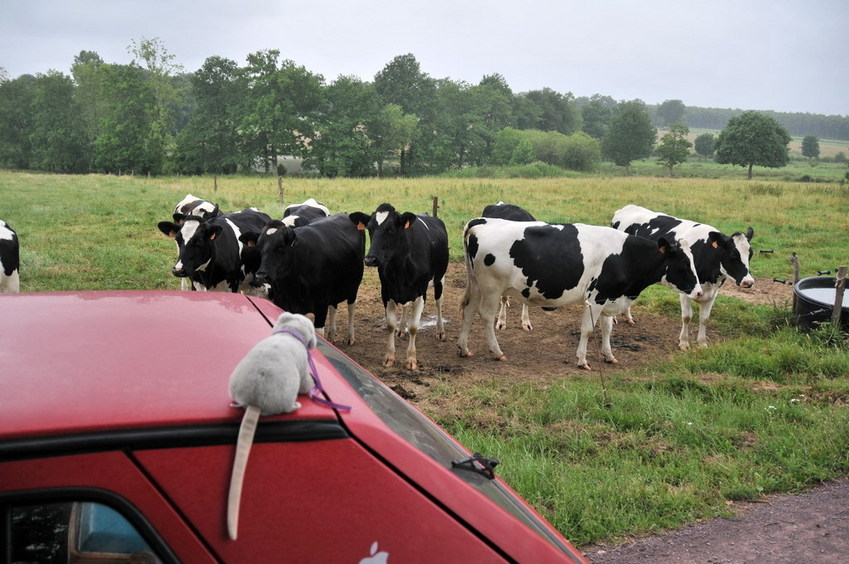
[2,170,848,547]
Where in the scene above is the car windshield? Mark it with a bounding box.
[317,342,577,558]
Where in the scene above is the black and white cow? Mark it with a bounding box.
[457,218,703,370]
[244,214,365,344]
[612,204,754,349]
[481,202,538,331]
[173,208,271,293]
[281,197,330,227]
[0,220,20,294]
[159,195,221,290]
[349,203,449,370]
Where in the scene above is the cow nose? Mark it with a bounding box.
[172,267,187,278]
[254,270,269,284]
[364,256,379,268]
[740,277,754,289]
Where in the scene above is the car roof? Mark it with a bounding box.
[0,291,336,441]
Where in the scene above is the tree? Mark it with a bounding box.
[714,110,791,179]
[656,99,686,127]
[71,51,106,171]
[602,100,657,174]
[240,50,324,174]
[655,122,692,176]
[93,63,158,174]
[29,71,88,173]
[305,75,382,177]
[520,88,581,135]
[128,37,184,174]
[581,96,614,139]
[173,56,243,174]
[801,135,820,160]
[0,74,35,169]
[693,133,715,160]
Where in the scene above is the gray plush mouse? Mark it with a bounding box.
[226,312,316,541]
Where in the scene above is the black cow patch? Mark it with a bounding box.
[509,224,584,300]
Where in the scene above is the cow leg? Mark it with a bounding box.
[678,295,694,350]
[434,275,446,341]
[623,305,636,325]
[479,293,507,361]
[599,314,619,365]
[496,296,509,330]
[396,304,409,339]
[345,300,357,345]
[695,294,717,348]
[520,304,532,331]
[404,296,426,370]
[457,281,479,358]
[325,305,337,343]
[383,301,399,367]
[577,304,604,370]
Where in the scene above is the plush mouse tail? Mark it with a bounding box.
[227,405,260,541]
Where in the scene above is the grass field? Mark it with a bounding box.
[2,169,848,548]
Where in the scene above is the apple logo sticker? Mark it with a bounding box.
[360,541,389,563]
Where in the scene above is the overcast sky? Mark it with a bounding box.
[1,0,846,116]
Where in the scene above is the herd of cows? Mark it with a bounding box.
[150,195,755,371]
[0,196,754,371]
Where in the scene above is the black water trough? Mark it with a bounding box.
[793,276,849,330]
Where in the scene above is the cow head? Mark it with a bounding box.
[247,220,299,284]
[159,216,209,278]
[659,237,703,300]
[349,203,417,268]
[708,227,755,288]
[177,221,223,280]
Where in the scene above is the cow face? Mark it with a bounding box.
[350,204,416,268]
[178,221,223,279]
[710,228,755,288]
[159,217,207,278]
[658,237,703,300]
[251,220,299,284]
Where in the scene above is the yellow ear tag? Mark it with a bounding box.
[404,220,411,229]
[209,232,217,241]
[356,223,366,231]
[246,241,256,247]
[712,241,719,249]
[658,245,667,254]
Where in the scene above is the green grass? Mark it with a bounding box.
[2,169,848,548]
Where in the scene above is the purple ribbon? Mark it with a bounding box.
[274,327,352,412]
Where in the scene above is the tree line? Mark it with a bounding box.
[1,39,845,177]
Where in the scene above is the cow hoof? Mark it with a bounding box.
[605,357,619,365]
[383,357,395,367]
[495,322,506,330]
[494,354,508,362]
[347,338,356,345]
[522,324,532,332]
[678,343,691,351]
[458,349,474,358]
[405,360,417,370]
[577,362,592,370]
[626,319,636,325]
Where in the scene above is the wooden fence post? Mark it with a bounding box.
[213,175,218,193]
[432,196,439,218]
[277,175,284,205]
[832,266,847,328]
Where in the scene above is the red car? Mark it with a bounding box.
[0,291,587,563]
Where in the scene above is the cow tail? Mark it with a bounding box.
[227,404,260,541]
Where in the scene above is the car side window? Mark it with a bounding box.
[11,501,162,564]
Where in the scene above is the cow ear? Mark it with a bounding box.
[657,236,670,254]
[745,226,754,241]
[349,212,369,230]
[207,225,224,241]
[239,232,259,247]
[401,212,418,229]
[158,221,179,238]
[708,231,723,249]
[283,229,298,247]
[172,213,186,223]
